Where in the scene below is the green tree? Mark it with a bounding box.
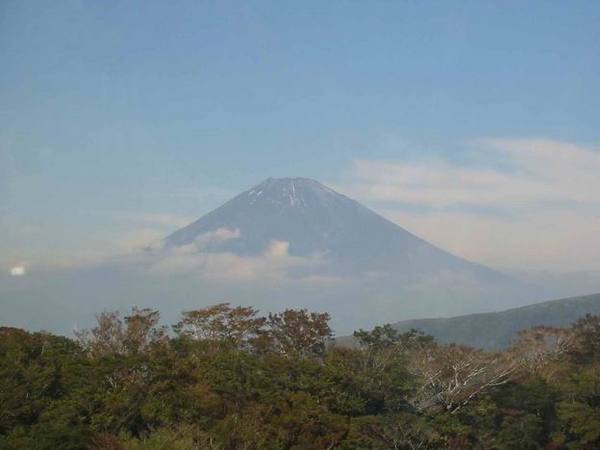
[556,364,600,448]
[267,309,332,358]
[173,303,266,352]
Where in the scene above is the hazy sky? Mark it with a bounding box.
[2,1,600,274]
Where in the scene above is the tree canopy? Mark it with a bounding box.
[2,305,600,449]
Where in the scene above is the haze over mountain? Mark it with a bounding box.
[1,177,552,334]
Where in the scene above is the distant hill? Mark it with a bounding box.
[338,293,600,350]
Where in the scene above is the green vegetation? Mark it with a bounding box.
[2,303,600,449]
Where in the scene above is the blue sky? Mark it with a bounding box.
[2,1,600,273]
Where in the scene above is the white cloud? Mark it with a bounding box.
[192,227,241,249]
[148,238,332,284]
[383,209,600,272]
[338,139,600,272]
[265,240,290,258]
[341,139,600,209]
[117,228,167,251]
[92,210,194,229]
[10,266,26,276]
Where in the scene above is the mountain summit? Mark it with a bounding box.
[165,177,369,254]
[165,177,361,254]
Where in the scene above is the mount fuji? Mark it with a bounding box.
[165,177,505,279]
[1,177,543,334]
[165,178,509,281]
[155,177,538,327]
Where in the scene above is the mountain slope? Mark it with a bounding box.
[383,293,600,350]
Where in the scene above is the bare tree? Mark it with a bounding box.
[408,326,576,414]
[509,325,575,376]
[408,344,520,414]
[123,307,168,354]
[75,307,166,357]
[75,310,127,357]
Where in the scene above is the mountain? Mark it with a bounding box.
[371,293,600,350]
[158,177,539,329]
[165,177,441,263]
[165,177,510,278]
[0,177,544,335]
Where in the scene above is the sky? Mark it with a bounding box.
[2,0,600,275]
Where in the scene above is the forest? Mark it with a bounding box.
[1,303,600,449]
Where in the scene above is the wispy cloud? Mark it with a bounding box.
[337,138,600,271]
[341,139,600,210]
[383,208,600,272]
[91,210,194,229]
[148,236,335,284]
[192,227,241,249]
[168,186,238,203]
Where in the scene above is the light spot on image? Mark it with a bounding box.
[10,266,26,276]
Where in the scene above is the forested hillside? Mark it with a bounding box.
[389,293,600,350]
[2,304,600,449]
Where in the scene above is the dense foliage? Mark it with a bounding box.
[1,304,600,449]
